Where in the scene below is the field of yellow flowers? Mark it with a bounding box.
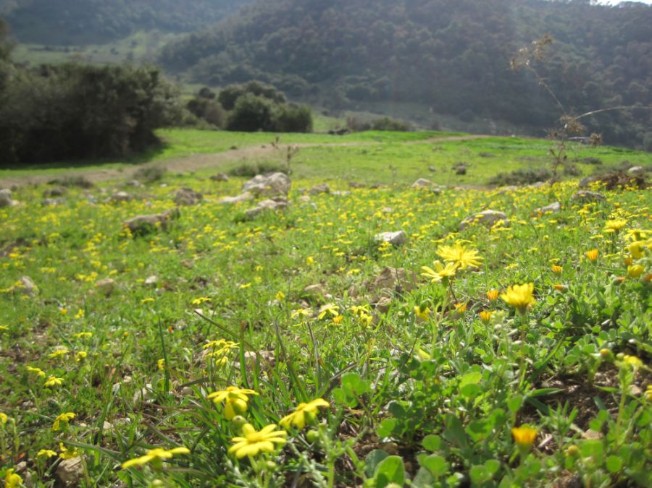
[1,131,651,487]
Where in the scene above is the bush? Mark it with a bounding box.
[0,63,181,164]
[488,168,553,186]
[226,94,274,132]
[228,162,288,177]
[370,117,411,131]
[273,103,313,133]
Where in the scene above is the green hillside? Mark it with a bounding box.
[159,0,652,147]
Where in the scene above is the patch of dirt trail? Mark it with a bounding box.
[0,134,489,188]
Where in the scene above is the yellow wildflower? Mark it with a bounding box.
[436,241,482,269]
[228,424,287,459]
[121,446,190,469]
[414,304,431,321]
[511,425,538,448]
[317,304,339,320]
[52,412,76,431]
[48,348,69,359]
[157,359,166,371]
[44,376,64,387]
[486,289,500,301]
[604,219,626,233]
[551,265,563,274]
[479,310,494,323]
[421,260,458,283]
[501,283,536,313]
[0,412,8,425]
[207,386,258,420]
[585,249,599,262]
[59,443,79,460]
[280,398,330,430]
[627,265,644,279]
[4,468,23,488]
[37,449,58,459]
[27,366,46,377]
[75,351,87,362]
[73,332,93,339]
[620,354,643,370]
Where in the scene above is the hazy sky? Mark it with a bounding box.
[597,0,652,4]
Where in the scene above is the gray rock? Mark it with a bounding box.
[0,188,16,207]
[18,276,38,296]
[368,267,416,296]
[95,278,116,296]
[219,192,253,204]
[210,173,230,182]
[242,172,291,197]
[460,210,509,230]
[411,178,432,188]
[174,187,203,206]
[628,166,645,178]
[56,456,85,487]
[374,231,407,247]
[309,183,331,195]
[110,191,132,203]
[124,209,179,235]
[534,201,561,214]
[571,190,606,203]
[43,187,66,197]
[245,198,288,218]
[42,198,65,206]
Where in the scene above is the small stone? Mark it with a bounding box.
[460,210,509,230]
[627,166,645,178]
[309,183,330,195]
[111,191,132,203]
[242,172,291,197]
[0,188,16,207]
[18,276,38,296]
[210,173,229,182]
[219,192,253,204]
[56,456,85,487]
[374,296,392,314]
[368,267,416,296]
[374,231,407,247]
[245,198,288,218]
[42,198,65,206]
[95,278,116,296]
[411,178,432,188]
[43,187,66,197]
[144,275,158,286]
[582,429,603,440]
[571,190,605,203]
[124,209,179,235]
[174,187,203,206]
[534,201,561,214]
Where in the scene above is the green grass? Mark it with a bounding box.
[1,129,651,487]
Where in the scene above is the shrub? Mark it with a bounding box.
[133,165,167,183]
[227,162,288,177]
[488,168,553,186]
[273,103,313,133]
[226,94,274,132]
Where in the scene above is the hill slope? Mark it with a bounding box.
[159,0,652,146]
[0,0,254,44]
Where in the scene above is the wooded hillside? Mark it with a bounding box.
[159,0,652,146]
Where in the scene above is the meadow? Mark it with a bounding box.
[0,129,651,487]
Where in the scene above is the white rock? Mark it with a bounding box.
[219,192,253,204]
[411,178,432,188]
[460,210,509,230]
[534,202,561,214]
[374,231,407,246]
[242,172,291,197]
[628,166,645,178]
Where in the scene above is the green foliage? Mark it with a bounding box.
[159,0,652,147]
[226,93,275,132]
[0,63,181,164]
[186,87,225,128]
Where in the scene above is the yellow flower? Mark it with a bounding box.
[73,332,93,339]
[37,449,58,459]
[414,304,431,321]
[0,325,8,331]
[207,386,258,420]
[279,398,330,430]
[4,468,23,488]
[511,425,538,448]
[479,310,494,323]
[501,283,536,313]
[585,249,599,262]
[620,354,643,370]
[486,289,500,301]
[27,366,46,377]
[331,315,344,325]
[553,284,567,292]
[157,358,165,371]
[0,412,8,425]
[604,219,626,233]
[306,256,314,266]
[421,260,458,283]
[48,348,69,359]
[75,351,87,362]
[59,443,80,460]
[454,302,467,313]
[52,412,76,431]
[44,376,64,387]
[627,265,645,279]
[551,265,563,274]
[436,241,482,269]
[121,446,190,469]
[228,424,287,459]
[318,303,339,320]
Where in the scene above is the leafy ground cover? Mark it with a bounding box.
[0,131,651,487]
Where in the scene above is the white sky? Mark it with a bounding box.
[597,0,652,4]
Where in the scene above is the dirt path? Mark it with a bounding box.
[0,134,489,188]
